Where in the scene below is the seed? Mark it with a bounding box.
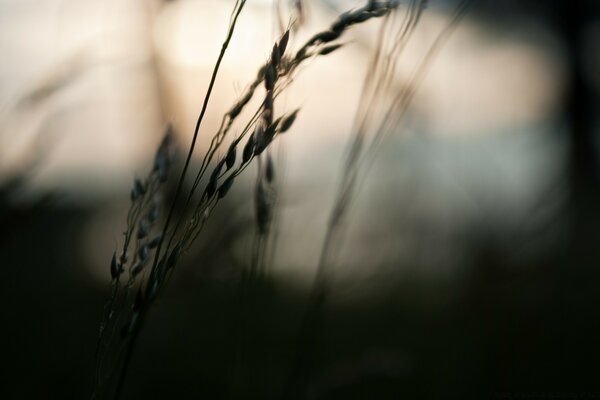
[332,12,352,33]
[312,30,341,44]
[218,176,235,199]
[254,134,266,156]
[146,277,159,301]
[132,262,144,277]
[138,245,149,262]
[226,142,236,170]
[319,43,343,56]
[229,90,253,119]
[280,109,299,133]
[130,178,145,201]
[148,200,160,223]
[110,252,121,280]
[205,175,218,199]
[165,245,181,272]
[264,91,274,114]
[271,43,281,68]
[137,218,150,239]
[264,122,278,144]
[278,30,290,57]
[296,47,307,60]
[243,133,256,163]
[213,159,225,177]
[265,63,276,91]
[153,131,172,182]
[148,235,162,249]
[205,160,225,198]
[262,108,273,127]
[353,12,371,23]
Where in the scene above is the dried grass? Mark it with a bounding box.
[91,1,470,398]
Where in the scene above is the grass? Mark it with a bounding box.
[92,1,472,398]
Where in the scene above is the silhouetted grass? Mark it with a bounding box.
[93,1,472,398]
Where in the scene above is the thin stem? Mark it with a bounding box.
[150,0,247,288]
[110,2,248,398]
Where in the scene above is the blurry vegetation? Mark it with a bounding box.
[2,0,600,399]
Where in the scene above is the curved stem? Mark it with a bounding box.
[150,0,247,289]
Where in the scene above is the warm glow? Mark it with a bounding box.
[153,0,275,68]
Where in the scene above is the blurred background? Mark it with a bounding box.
[1,0,599,398]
